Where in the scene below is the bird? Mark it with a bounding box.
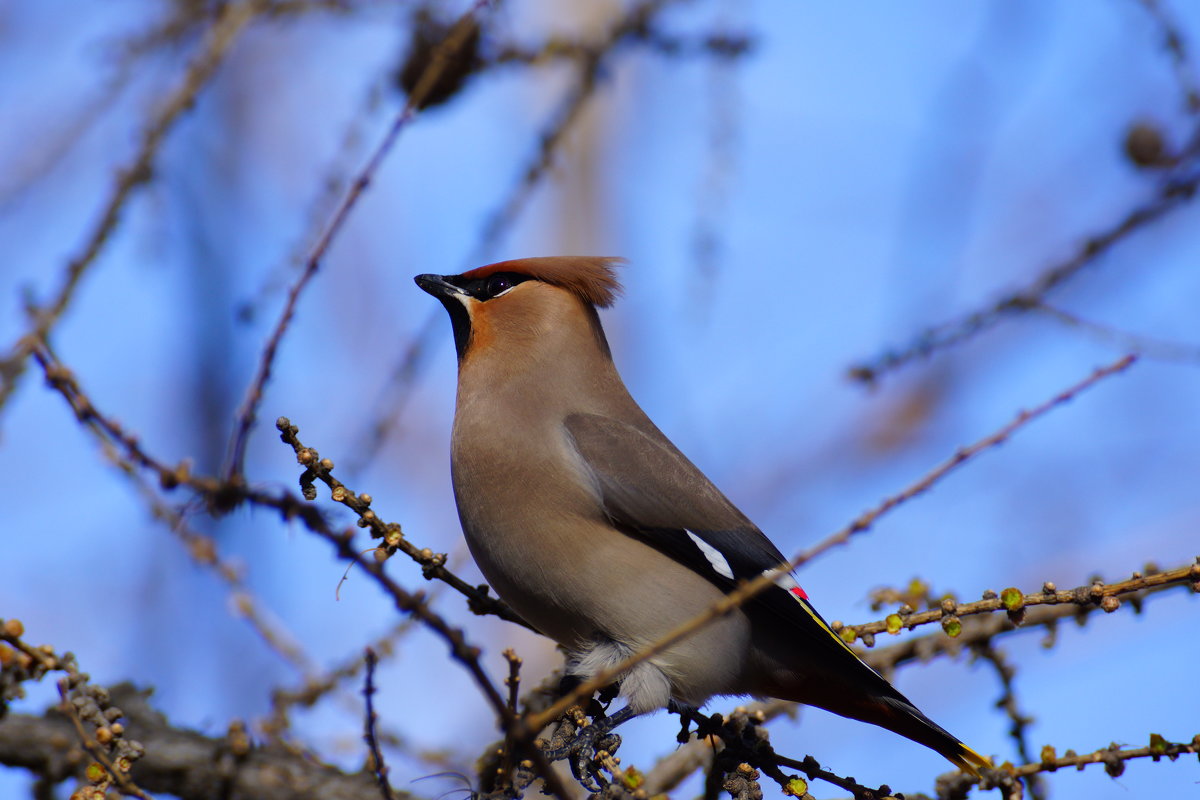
[415,256,989,775]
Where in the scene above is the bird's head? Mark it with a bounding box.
[415,256,624,362]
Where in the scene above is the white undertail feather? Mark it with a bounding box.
[567,638,672,715]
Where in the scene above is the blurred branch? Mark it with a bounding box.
[972,645,1044,800]
[849,0,1200,386]
[349,0,752,476]
[1137,0,1200,115]
[1030,301,1200,364]
[848,169,1199,385]
[802,354,1137,570]
[263,618,415,745]
[490,29,751,67]
[524,354,1139,736]
[0,66,134,211]
[129,471,317,676]
[0,0,268,418]
[471,0,687,262]
[222,0,496,483]
[1,682,402,800]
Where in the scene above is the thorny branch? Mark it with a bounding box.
[523,354,1140,735]
[0,0,268,416]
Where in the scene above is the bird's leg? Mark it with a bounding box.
[670,701,710,744]
[539,704,636,762]
[534,698,636,792]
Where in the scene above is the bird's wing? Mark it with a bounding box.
[563,412,846,641]
[564,413,990,774]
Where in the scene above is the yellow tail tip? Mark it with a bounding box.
[951,743,993,778]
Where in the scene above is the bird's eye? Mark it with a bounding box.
[486,274,515,298]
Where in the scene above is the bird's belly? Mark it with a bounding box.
[460,507,753,708]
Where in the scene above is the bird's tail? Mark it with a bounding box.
[845,693,992,777]
[947,741,992,778]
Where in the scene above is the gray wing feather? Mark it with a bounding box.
[563,413,789,576]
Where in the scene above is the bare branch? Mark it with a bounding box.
[275,418,528,627]
[838,558,1200,645]
[847,165,1198,384]
[362,649,394,800]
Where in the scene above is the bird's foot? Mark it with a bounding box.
[537,705,633,793]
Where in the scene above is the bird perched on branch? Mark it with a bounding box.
[416,256,989,775]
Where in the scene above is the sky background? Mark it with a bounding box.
[1,1,1198,798]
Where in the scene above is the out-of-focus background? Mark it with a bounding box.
[2,1,1198,798]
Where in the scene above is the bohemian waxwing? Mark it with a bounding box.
[415,256,989,774]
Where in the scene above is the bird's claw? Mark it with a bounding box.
[567,732,621,793]
[538,708,625,792]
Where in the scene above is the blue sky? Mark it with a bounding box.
[2,1,1198,798]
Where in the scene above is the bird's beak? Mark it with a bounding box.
[414,273,466,299]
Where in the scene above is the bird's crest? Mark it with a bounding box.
[461,256,625,308]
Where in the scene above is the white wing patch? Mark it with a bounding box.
[766,569,809,600]
[686,530,734,579]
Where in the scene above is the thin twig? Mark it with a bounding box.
[275,418,528,627]
[362,649,394,800]
[1137,0,1200,115]
[974,645,1044,800]
[1008,734,1200,779]
[840,558,1199,644]
[57,679,152,800]
[1031,301,1200,364]
[30,342,570,799]
[348,0,699,476]
[264,618,417,743]
[222,0,496,483]
[847,162,1199,384]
